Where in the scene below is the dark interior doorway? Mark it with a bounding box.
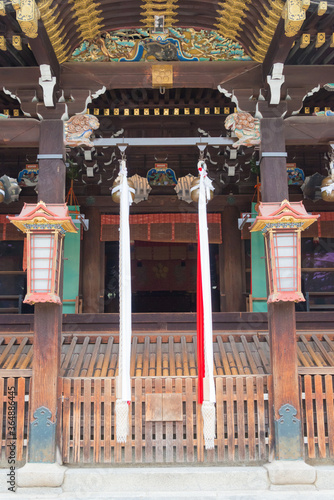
[104,241,219,313]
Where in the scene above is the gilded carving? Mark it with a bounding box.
[64,114,100,147]
[282,0,310,37]
[0,35,6,50]
[12,35,22,50]
[315,32,326,48]
[300,33,310,48]
[71,0,103,41]
[15,0,40,39]
[152,64,173,88]
[224,112,261,148]
[0,1,5,16]
[141,0,179,28]
[71,28,250,63]
[38,1,71,63]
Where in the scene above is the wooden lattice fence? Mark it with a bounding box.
[0,377,30,463]
[301,374,334,459]
[60,375,273,464]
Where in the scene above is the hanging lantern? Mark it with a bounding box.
[111,176,135,203]
[8,202,77,305]
[250,200,318,303]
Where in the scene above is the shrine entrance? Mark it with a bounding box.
[104,240,220,313]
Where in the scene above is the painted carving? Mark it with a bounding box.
[70,28,251,63]
[18,164,39,187]
[315,109,334,116]
[64,114,100,147]
[282,0,309,37]
[0,175,21,203]
[147,163,177,187]
[224,112,261,148]
[15,0,40,39]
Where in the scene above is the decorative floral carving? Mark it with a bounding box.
[64,114,100,147]
[224,112,261,148]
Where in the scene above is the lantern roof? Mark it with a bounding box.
[8,201,78,234]
[250,199,319,233]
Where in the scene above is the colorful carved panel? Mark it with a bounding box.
[64,114,100,147]
[70,28,251,62]
[224,112,261,148]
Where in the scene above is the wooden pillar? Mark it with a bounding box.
[260,109,302,460]
[82,206,104,313]
[29,118,65,463]
[221,205,245,312]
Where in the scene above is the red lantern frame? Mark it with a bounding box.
[8,201,77,305]
[250,200,318,303]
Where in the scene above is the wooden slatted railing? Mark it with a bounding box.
[301,374,334,459]
[0,377,31,463]
[60,375,272,464]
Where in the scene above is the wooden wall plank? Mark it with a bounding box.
[0,378,4,461]
[175,378,184,463]
[325,375,334,457]
[185,378,194,462]
[216,377,224,461]
[226,377,234,461]
[61,378,71,464]
[155,378,163,462]
[256,377,266,461]
[15,377,25,461]
[246,377,256,460]
[314,375,326,458]
[73,379,81,463]
[94,379,102,463]
[135,378,142,463]
[104,378,112,463]
[145,378,153,463]
[304,375,315,458]
[236,377,245,461]
[165,378,173,463]
[83,379,91,463]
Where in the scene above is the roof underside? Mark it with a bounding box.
[0,1,334,66]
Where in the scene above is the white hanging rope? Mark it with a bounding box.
[198,159,216,449]
[116,158,133,443]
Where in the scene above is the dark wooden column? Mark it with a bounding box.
[259,105,302,460]
[28,116,65,463]
[82,206,104,313]
[221,205,245,312]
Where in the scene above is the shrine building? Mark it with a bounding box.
[1,0,334,496]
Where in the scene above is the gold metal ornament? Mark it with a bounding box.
[190,177,214,203]
[16,0,40,39]
[112,178,135,204]
[321,176,334,202]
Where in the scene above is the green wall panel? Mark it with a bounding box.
[62,206,81,314]
[251,203,267,312]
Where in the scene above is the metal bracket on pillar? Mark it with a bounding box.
[37,154,65,161]
[28,406,56,463]
[259,152,287,165]
[275,403,302,460]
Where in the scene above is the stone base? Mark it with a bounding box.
[264,460,316,486]
[17,462,67,488]
[63,467,269,493]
